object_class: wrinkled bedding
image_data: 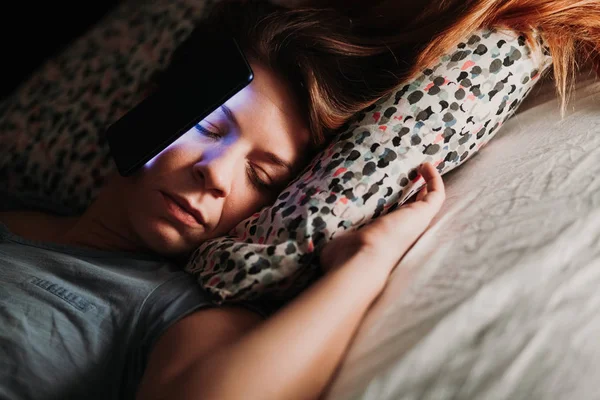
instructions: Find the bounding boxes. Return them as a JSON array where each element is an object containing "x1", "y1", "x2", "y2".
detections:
[{"x1": 325, "y1": 69, "x2": 600, "y2": 400}]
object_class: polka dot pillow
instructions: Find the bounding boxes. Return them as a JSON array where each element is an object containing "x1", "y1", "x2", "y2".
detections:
[{"x1": 185, "y1": 28, "x2": 553, "y2": 305}]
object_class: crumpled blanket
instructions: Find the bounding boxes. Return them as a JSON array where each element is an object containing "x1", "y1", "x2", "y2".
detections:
[{"x1": 325, "y1": 70, "x2": 600, "y2": 400}]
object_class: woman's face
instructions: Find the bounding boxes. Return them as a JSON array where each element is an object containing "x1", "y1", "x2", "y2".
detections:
[{"x1": 113, "y1": 62, "x2": 311, "y2": 258}]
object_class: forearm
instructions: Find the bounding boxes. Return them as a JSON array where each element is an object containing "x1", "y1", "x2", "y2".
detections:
[{"x1": 169, "y1": 253, "x2": 390, "y2": 400}]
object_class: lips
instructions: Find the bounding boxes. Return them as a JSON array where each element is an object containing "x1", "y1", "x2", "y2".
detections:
[{"x1": 160, "y1": 191, "x2": 205, "y2": 227}]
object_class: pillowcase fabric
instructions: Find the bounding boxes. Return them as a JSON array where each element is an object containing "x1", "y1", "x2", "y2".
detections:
[{"x1": 185, "y1": 28, "x2": 554, "y2": 305}]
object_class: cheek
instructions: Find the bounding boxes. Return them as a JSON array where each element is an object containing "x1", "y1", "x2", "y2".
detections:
[{"x1": 218, "y1": 189, "x2": 273, "y2": 234}]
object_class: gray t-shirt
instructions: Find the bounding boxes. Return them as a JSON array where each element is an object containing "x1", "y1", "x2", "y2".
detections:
[{"x1": 0, "y1": 191, "x2": 272, "y2": 400}]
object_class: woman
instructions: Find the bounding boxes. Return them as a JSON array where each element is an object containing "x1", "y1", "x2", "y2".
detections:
[{"x1": 1, "y1": 0, "x2": 599, "y2": 399}]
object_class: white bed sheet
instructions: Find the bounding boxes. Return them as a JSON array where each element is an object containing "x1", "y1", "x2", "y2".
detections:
[{"x1": 325, "y1": 69, "x2": 600, "y2": 400}]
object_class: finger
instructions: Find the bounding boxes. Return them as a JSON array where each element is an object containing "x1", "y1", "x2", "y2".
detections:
[
  {"x1": 359, "y1": 196, "x2": 442, "y2": 260},
  {"x1": 357, "y1": 163, "x2": 444, "y2": 247},
  {"x1": 416, "y1": 185, "x2": 428, "y2": 201},
  {"x1": 418, "y1": 162, "x2": 445, "y2": 206}
]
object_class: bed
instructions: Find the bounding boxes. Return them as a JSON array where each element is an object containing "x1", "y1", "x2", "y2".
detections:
[
  {"x1": 324, "y1": 69, "x2": 600, "y2": 399},
  {"x1": 1, "y1": 0, "x2": 599, "y2": 398}
]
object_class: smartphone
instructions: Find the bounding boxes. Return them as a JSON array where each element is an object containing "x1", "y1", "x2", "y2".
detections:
[{"x1": 105, "y1": 35, "x2": 254, "y2": 176}]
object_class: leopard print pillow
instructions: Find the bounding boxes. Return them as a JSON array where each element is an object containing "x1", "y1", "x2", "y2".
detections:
[
  {"x1": 0, "y1": 0, "x2": 216, "y2": 212},
  {"x1": 185, "y1": 28, "x2": 554, "y2": 305}
]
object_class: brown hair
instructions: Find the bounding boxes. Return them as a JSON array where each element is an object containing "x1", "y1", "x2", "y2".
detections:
[{"x1": 176, "y1": 0, "x2": 600, "y2": 147}]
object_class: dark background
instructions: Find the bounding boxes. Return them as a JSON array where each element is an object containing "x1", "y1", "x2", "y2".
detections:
[{"x1": 0, "y1": 1, "x2": 122, "y2": 99}]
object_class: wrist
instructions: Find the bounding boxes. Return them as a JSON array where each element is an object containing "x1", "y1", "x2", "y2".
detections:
[{"x1": 324, "y1": 249, "x2": 392, "y2": 295}]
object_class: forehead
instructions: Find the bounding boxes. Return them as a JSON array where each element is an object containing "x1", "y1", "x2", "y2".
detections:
[{"x1": 223, "y1": 62, "x2": 310, "y2": 160}]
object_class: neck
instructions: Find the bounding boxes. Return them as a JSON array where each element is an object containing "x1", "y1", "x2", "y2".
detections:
[{"x1": 57, "y1": 184, "x2": 149, "y2": 255}]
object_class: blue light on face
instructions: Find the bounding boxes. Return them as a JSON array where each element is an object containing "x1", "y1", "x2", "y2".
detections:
[
  {"x1": 222, "y1": 83, "x2": 252, "y2": 111},
  {"x1": 143, "y1": 83, "x2": 253, "y2": 169}
]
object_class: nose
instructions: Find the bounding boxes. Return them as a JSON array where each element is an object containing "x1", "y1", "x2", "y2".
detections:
[{"x1": 193, "y1": 146, "x2": 238, "y2": 198}]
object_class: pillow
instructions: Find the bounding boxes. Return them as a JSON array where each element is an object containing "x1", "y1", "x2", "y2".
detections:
[
  {"x1": 0, "y1": 0, "x2": 217, "y2": 213},
  {"x1": 185, "y1": 27, "x2": 554, "y2": 305}
]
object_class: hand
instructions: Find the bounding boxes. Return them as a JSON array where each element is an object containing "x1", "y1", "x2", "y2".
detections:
[{"x1": 320, "y1": 162, "x2": 445, "y2": 275}]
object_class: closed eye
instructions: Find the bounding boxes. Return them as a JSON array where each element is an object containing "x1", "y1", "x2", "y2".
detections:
[
  {"x1": 194, "y1": 124, "x2": 222, "y2": 140},
  {"x1": 195, "y1": 123, "x2": 285, "y2": 193},
  {"x1": 247, "y1": 164, "x2": 276, "y2": 192}
]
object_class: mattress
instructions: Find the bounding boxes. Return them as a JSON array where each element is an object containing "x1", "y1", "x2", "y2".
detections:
[{"x1": 324, "y1": 69, "x2": 600, "y2": 400}]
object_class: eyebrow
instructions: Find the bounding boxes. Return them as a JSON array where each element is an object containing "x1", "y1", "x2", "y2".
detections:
[
  {"x1": 220, "y1": 104, "x2": 239, "y2": 128},
  {"x1": 220, "y1": 104, "x2": 294, "y2": 174},
  {"x1": 266, "y1": 152, "x2": 293, "y2": 174}
]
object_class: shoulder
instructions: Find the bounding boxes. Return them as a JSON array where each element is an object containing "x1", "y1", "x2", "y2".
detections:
[
  {"x1": 136, "y1": 304, "x2": 264, "y2": 398},
  {"x1": 136, "y1": 271, "x2": 273, "y2": 351},
  {"x1": 0, "y1": 190, "x2": 78, "y2": 241},
  {"x1": 0, "y1": 210, "x2": 77, "y2": 241},
  {"x1": 159, "y1": 304, "x2": 265, "y2": 352}
]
